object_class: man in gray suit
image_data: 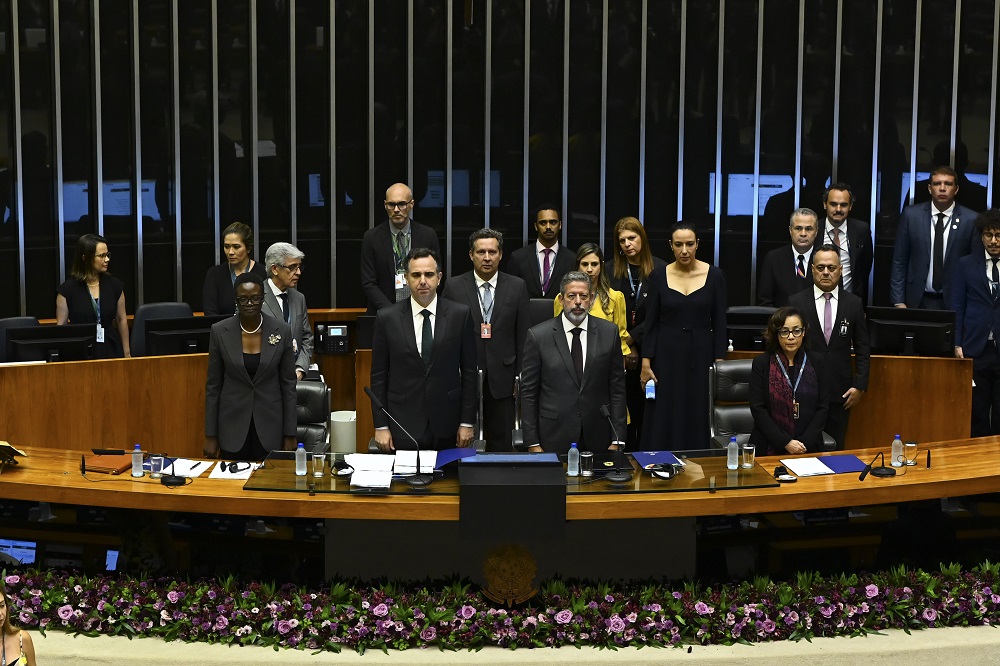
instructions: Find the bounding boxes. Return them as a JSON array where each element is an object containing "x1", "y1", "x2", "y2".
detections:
[
  {"x1": 521, "y1": 272, "x2": 627, "y2": 454},
  {"x1": 263, "y1": 242, "x2": 313, "y2": 379}
]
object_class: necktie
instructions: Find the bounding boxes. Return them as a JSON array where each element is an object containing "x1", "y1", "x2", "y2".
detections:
[
  {"x1": 933, "y1": 213, "x2": 946, "y2": 292},
  {"x1": 831, "y1": 226, "x2": 841, "y2": 248},
  {"x1": 541, "y1": 249, "x2": 553, "y2": 293},
  {"x1": 278, "y1": 292, "x2": 290, "y2": 323},
  {"x1": 796, "y1": 254, "x2": 806, "y2": 278},
  {"x1": 420, "y1": 309, "x2": 433, "y2": 367},
  {"x1": 570, "y1": 327, "x2": 583, "y2": 382},
  {"x1": 481, "y1": 282, "x2": 493, "y2": 322},
  {"x1": 992, "y1": 258, "x2": 999, "y2": 299},
  {"x1": 823, "y1": 292, "x2": 833, "y2": 344}
]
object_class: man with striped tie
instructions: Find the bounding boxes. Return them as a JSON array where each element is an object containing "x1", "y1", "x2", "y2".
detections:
[{"x1": 758, "y1": 208, "x2": 818, "y2": 307}]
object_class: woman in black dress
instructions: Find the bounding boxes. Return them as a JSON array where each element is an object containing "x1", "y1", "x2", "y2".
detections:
[
  {"x1": 55, "y1": 233, "x2": 130, "y2": 358},
  {"x1": 606, "y1": 216, "x2": 668, "y2": 448},
  {"x1": 749, "y1": 307, "x2": 828, "y2": 455},
  {"x1": 640, "y1": 223, "x2": 727, "y2": 451},
  {"x1": 202, "y1": 222, "x2": 268, "y2": 315}
]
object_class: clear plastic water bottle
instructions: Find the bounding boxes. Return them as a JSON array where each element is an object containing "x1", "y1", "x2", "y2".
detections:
[
  {"x1": 726, "y1": 436, "x2": 739, "y2": 470},
  {"x1": 131, "y1": 444, "x2": 144, "y2": 477},
  {"x1": 567, "y1": 443, "x2": 580, "y2": 477},
  {"x1": 294, "y1": 442, "x2": 307, "y2": 476},
  {"x1": 891, "y1": 434, "x2": 904, "y2": 467}
]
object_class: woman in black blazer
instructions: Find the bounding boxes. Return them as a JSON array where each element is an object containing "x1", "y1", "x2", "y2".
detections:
[
  {"x1": 204, "y1": 272, "x2": 297, "y2": 461},
  {"x1": 202, "y1": 222, "x2": 268, "y2": 315}
]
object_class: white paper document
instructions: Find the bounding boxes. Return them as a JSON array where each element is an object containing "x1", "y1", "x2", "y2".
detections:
[
  {"x1": 349, "y1": 470, "x2": 393, "y2": 488},
  {"x1": 779, "y1": 457, "x2": 835, "y2": 477},
  {"x1": 344, "y1": 453, "x2": 395, "y2": 488},
  {"x1": 208, "y1": 461, "x2": 260, "y2": 480},
  {"x1": 394, "y1": 450, "x2": 437, "y2": 474},
  {"x1": 167, "y1": 459, "x2": 211, "y2": 478}
]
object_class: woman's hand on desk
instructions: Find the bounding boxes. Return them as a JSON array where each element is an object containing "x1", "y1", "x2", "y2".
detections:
[{"x1": 204, "y1": 436, "x2": 220, "y2": 458}]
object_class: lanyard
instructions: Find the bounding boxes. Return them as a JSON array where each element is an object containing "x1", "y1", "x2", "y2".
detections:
[
  {"x1": 626, "y1": 263, "x2": 641, "y2": 300},
  {"x1": 476, "y1": 282, "x2": 495, "y2": 323},
  {"x1": 392, "y1": 231, "x2": 409, "y2": 269},
  {"x1": 774, "y1": 352, "x2": 807, "y2": 399},
  {"x1": 90, "y1": 290, "x2": 100, "y2": 320}
]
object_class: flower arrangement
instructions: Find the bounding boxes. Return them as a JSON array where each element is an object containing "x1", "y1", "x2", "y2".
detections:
[{"x1": 4, "y1": 561, "x2": 1000, "y2": 654}]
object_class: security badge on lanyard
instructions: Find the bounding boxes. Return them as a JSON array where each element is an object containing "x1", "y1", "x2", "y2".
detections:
[
  {"x1": 775, "y1": 352, "x2": 807, "y2": 419},
  {"x1": 91, "y1": 292, "x2": 105, "y2": 343},
  {"x1": 478, "y1": 284, "x2": 494, "y2": 339}
]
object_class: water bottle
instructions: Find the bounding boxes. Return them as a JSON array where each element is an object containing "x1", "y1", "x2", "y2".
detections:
[
  {"x1": 131, "y1": 444, "x2": 144, "y2": 477},
  {"x1": 726, "y1": 436, "x2": 739, "y2": 470},
  {"x1": 294, "y1": 442, "x2": 307, "y2": 476},
  {"x1": 567, "y1": 443, "x2": 580, "y2": 477},
  {"x1": 891, "y1": 434, "x2": 904, "y2": 467}
]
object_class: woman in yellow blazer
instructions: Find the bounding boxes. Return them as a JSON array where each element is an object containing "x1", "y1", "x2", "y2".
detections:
[{"x1": 555, "y1": 243, "x2": 631, "y2": 357}]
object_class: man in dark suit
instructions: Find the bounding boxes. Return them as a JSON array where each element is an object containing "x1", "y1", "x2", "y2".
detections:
[
  {"x1": 521, "y1": 272, "x2": 627, "y2": 454},
  {"x1": 261, "y1": 242, "x2": 312, "y2": 379},
  {"x1": 758, "y1": 208, "x2": 818, "y2": 307},
  {"x1": 442, "y1": 228, "x2": 530, "y2": 451},
  {"x1": 370, "y1": 247, "x2": 478, "y2": 451},
  {"x1": 789, "y1": 246, "x2": 870, "y2": 450},
  {"x1": 816, "y1": 183, "x2": 874, "y2": 304},
  {"x1": 949, "y1": 210, "x2": 1000, "y2": 436},
  {"x1": 891, "y1": 166, "x2": 980, "y2": 309},
  {"x1": 360, "y1": 182, "x2": 441, "y2": 312},
  {"x1": 504, "y1": 205, "x2": 575, "y2": 299}
]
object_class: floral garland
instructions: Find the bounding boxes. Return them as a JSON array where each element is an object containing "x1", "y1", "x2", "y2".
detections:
[{"x1": 4, "y1": 562, "x2": 1000, "y2": 654}]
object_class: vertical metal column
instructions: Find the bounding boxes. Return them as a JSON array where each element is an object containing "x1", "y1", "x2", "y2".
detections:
[
  {"x1": 676, "y1": 0, "x2": 687, "y2": 220},
  {"x1": 949, "y1": 0, "x2": 962, "y2": 165},
  {"x1": 560, "y1": 0, "x2": 569, "y2": 246},
  {"x1": 831, "y1": 0, "x2": 844, "y2": 181},
  {"x1": 446, "y1": 0, "x2": 454, "y2": 276},
  {"x1": 751, "y1": 2, "x2": 765, "y2": 301},
  {"x1": 93, "y1": 0, "x2": 105, "y2": 235},
  {"x1": 289, "y1": 0, "x2": 298, "y2": 245},
  {"x1": 598, "y1": 0, "x2": 608, "y2": 249},
  {"x1": 171, "y1": 0, "x2": 183, "y2": 298},
  {"x1": 368, "y1": 0, "x2": 374, "y2": 229},
  {"x1": 52, "y1": 0, "x2": 66, "y2": 285},
  {"x1": 908, "y1": 1, "x2": 924, "y2": 205},
  {"x1": 869, "y1": 0, "x2": 885, "y2": 304},
  {"x1": 12, "y1": 0, "x2": 24, "y2": 312},
  {"x1": 211, "y1": 0, "x2": 221, "y2": 258},
  {"x1": 988, "y1": 0, "x2": 1000, "y2": 208},
  {"x1": 131, "y1": 0, "x2": 144, "y2": 304},
  {"x1": 794, "y1": 0, "x2": 805, "y2": 208},
  {"x1": 329, "y1": 2, "x2": 337, "y2": 305},
  {"x1": 712, "y1": 0, "x2": 725, "y2": 264},
  {"x1": 249, "y1": 0, "x2": 260, "y2": 252},
  {"x1": 638, "y1": 0, "x2": 648, "y2": 222},
  {"x1": 407, "y1": 0, "x2": 414, "y2": 188},
  {"x1": 484, "y1": 0, "x2": 493, "y2": 226},
  {"x1": 522, "y1": 1, "x2": 530, "y2": 243}
]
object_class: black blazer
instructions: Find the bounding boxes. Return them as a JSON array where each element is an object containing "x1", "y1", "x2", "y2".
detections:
[
  {"x1": 788, "y1": 287, "x2": 870, "y2": 399},
  {"x1": 605, "y1": 256, "x2": 668, "y2": 351},
  {"x1": 204, "y1": 314, "x2": 297, "y2": 453},
  {"x1": 360, "y1": 220, "x2": 441, "y2": 312},
  {"x1": 505, "y1": 243, "x2": 576, "y2": 299},
  {"x1": 441, "y1": 271, "x2": 530, "y2": 399},
  {"x1": 815, "y1": 217, "x2": 874, "y2": 303},
  {"x1": 950, "y1": 252, "x2": 1000, "y2": 359},
  {"x1": 758, "y1": 246, "x2": 813, "y2": 307},
  {"x1": 201, "y1": 262, "x2": 268, "y2": 315},
  {"x1": 370, "y1": 297, "x2": 478, "y2": 446},
  {"x1": 748, "y1": 352, "x2": 829, "y2": 455},
  {"x1": 520, "y1": 315, "x2": 627, "y2": 454}
]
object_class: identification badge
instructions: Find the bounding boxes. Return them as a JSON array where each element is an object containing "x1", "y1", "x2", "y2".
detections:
[
  {"x1": 96, "y1": 323, "x2": 105, "y2": 343},
  {"x1": 792, "y1": 400, "x2": 800, "y2": 419},
  {"x1": 394, "y1": 273, "x2": 406, "y2": 289},
  {"x1": 481, "y1": 323, "x2": 492, "y2": 339}
]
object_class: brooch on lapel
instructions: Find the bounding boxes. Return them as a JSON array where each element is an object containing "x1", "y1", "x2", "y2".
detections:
[{"x1": 268, "y1": 333, "x2": 282, "y2": 345}]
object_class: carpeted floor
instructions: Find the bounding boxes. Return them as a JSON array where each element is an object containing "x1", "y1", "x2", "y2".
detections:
[{"x1": 29, "y1": 625, "x2": 1000, "y2": 664}]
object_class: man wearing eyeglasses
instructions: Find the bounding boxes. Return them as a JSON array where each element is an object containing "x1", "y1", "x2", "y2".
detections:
[
  {"x1": 949, "y1": 210, "x2": 1000, "y2": 436},
  {"x1": 758, "y1": 208, "x2": 818, "y2": 307},
  {"x1": 360, "y1": 183, "x2": 442, "y2": 312},
  {"x1": 789, "y1": 246, "x2": 870, "y2": 450},
  {"x1": 263, "y1": 242, "x2": 312, "y2": 380},
  {"x1": 816, "y1": 183, "x2": 873, "y2": 304}
]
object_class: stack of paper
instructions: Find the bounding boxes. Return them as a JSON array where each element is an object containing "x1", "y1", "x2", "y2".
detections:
[
  {"x1": 166, "y1": 459, "x2": 211, "y2": 478},
  {"x1": 394, "y1": 450, "x2": 437, "y2": 474},
  {"x1": 344, "y1": 453, "x2": 395, "y2": 488}
]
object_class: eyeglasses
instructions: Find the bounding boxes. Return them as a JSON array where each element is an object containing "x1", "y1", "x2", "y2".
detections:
[
  {"x1": 235, "y1": 296, "x2": 264, "y2": 306},
  {"x1": 95, "y1": 252, "x2": 110, "y2": 259},
  {"x1": 385, "y1": 200, "x2": 412, "y2": 210},
  {"x1": 982, "y1": 232, "x2": 1000, "y2": 241},
  {"x1": 777, "y1": 327, "x2": 805, "y2": 338},
  {"x1": 813, "y1": 264, "x2": 840, "y2": 273},
  {"x1": 280, "y1": 263, "x2": 303, "y2": 273}
]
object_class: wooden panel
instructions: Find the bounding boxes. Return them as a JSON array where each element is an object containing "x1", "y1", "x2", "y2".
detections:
[{"x1": 355, "y1": 349, "x2": 373, "y2": 452}]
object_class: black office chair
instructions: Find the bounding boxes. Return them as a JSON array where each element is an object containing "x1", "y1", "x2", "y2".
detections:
[
  {"x1": 131, "y1": 302, "x2": 193, "y2": 356},
  {"x1": 296, "y1": 379, "x2": 330, "y2": 453},
  {"x1": 0, "y1": 316, "x2": 39, "y2": 362},
  {"x1": 528, "y1": 298, "x2": 556, "y2": 329}
]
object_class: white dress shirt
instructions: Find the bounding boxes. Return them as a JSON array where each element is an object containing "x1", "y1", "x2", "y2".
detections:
[
  {"x1": 536, "y1": 240, "x2": 561, "y2": 284},
  {"x1": 812, "y1": 284, "x2": 840, "y2": 337},
  {"x1": 410, "y1": 295, "x2": 437, "y2": 356},
  {"x1": 822, "y1": 220, "x2": 853, "y2": 291},
  {"x1": 561, "y1": 313, "x2": 588, "y2": 375},
  {"x1": 266, "y1": 278, "x2": 287, "y2": 318},
  {"x1": 473, "y1": 273, "x2": 499, "y2": 322}
]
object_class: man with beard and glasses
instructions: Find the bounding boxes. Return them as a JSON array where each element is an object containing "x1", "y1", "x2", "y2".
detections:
[{"x1": 520, "y1": 272, "x2": 626, "y2": 454}]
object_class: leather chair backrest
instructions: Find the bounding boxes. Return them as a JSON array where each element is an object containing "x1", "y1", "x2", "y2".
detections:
[
  {"x1": 296, "y1": 380, "x2": 329, "y2": 425},
  {"x1": 528, "y1": 298, "x2": 556, "y2": 329},
  {"x1": 709, "y1": 359, "x2": 755, "y2": 446},
  {"x1": 131, "y1": 302, "x2": 193, "y2": 357}
]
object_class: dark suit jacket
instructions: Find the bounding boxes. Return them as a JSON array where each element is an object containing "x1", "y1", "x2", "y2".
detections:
[
  {"x1": 758, "y1": 246, "x2": 813, "y2": 307},
  {"x1": 815, "y1": 217, "x2": 874, "y2": 302},
  {"x1": 370, "y1": 297, "x2": 478, "y2": 446},
  {"x1": 748, "y1": 353, "x2": 829, "y2": 455},
  {"x1": 505, "y1": 243, "x2": 576, "y2": 299},
  {"x1": 261, "y1": 282, "x2": 312, "y2": 375},
  {"x1": 605, "y1": 256, "x2": 668, "y2": 352},
  {"x1": 204, "y1": 314, "x2": 297, "y2": 453},
  {"x1": 520, "y1": 315, "x2": 627, "y2": 454},
  {"x1": 890, "y1": 202, "x2": 980, "y2": 307},
  {"x1": 950, "y1": 252, "x2": 1000, "y2": 359},
  {"x1": 441, "y1": 271, "x2": 530, "y2": 399},
  {"x1": 201, "y1": 262, "x2": 268, "y2": 315},
  {"x1": 360, "y1": 220, "x2": 441, "y2": 312},
  {"x1": 789, "y1": 287, "x2": 870, "y2": 400}
]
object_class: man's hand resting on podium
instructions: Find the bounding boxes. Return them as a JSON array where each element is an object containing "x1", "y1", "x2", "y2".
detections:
[
  {"x1": 375, "y1": 428, "x2": 394, "y2": 453},
  {"x1": 204, "y1": 436, "x2": 220, "y2": 458}
]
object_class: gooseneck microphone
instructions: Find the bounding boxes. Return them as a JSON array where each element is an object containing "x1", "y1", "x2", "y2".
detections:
[
  {"x1": 600, "y1": 404, "x2": 632, "y2": 483},
  {"x1": 859, "y1": 451, "x2": 896, "y2": 481},
  {"x1": 364, "y1": 386, "x2": 431, "y2": 487}
]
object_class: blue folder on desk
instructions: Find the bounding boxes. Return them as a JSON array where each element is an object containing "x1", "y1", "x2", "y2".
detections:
[
  {"x1": 631, "y1": 450, "x2": 682, "y2": 468},
  {"x1": 816, "y1": 454, "x2": 866, "y2": 474},
  {"x1": 434, "y1": 448, "x2": 478, "y2": 469}
]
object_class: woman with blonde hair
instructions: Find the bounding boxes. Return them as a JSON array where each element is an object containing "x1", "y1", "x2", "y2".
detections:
[
  {"x1": 555, "y1": 243, "x2": 630, "y2": 357},
  {"x1": 0, "y1": 586, "x2": 37, "y2": 666}
]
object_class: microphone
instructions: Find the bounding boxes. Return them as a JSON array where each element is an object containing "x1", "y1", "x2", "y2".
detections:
[
  {"x1": 600, "y1": 404, "x2": 632, "y2": 483},
  {"x1": 364, "y1": 386, "x2": 431, "y2": 487},
  {"x1": 858, "y1": 451, "x2": 896, "y2": 481},
  {"x1": 80, "y1": 455, "x2": 86, "y2": 476}
]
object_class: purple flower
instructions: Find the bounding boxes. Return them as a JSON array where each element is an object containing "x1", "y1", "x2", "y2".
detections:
[
  {"x1": 695, "y1": 602, "x2": 713, "y2": 615},
  {"x1": 372, "y1": 603, "x2": 388, "y2": 617},
  {"x1": 277, "y1": 620, "x2": 292, "y2": 635},
  {"x1": 214, "y1": 616, "x2": 229, "y2": 630},
  {"x1": 167, "y1": 590, "x2": 180, "y2": 603},
  {"x1": 57, "y1": 605, "x2": 73, "y2": 620},
  {"x1": 672, "y1": 592, "x2": 683, "y2": 599},
  {"x1": 4, "y1": 575, "x2": 19, "y2": 585},
  {"x1": 762, "y1": 619, "x2": 776, "y2": 633},
  {"x1": 605, "y1": 594, "x2": 614, "y2": 602},
  {"x1": 419, "y1": 626, "x2": 437, "y2": 641},
  {"x1": 645, "y1": 603, "x2": 662, "y2": 612},
  {"x1": 554, "y1": 610, "x2": 573, "y2": 625},
  {"x1": 820, "y1": 606, "x2": 834, "y2": 618},
  {"x1": 458, "y1": 605, "x2": 476, "y2": 620},
  {"x1": 922, "y1": 608, "x2": 938, "y2": 622},
  {"x1": 607, "y1": 615, "x2": 626, "y2": 633},
  {"x1": 865, "y1": 584, "x2": 879, "y2": 598}
]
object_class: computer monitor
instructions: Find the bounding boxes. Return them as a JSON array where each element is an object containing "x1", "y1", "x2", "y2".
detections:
[
  {"x1": 5, "y1": 324, "x2": 96, "y2": 362},
  {"x1": 726, "y1": 307, "x2": 776, "y2": 351},
  {"x1": 866, "y1": 306, "x2": 955, "y2": 357},
  {"x1": 144, "y1": 315, "x2": 229, "y2": 356}
]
